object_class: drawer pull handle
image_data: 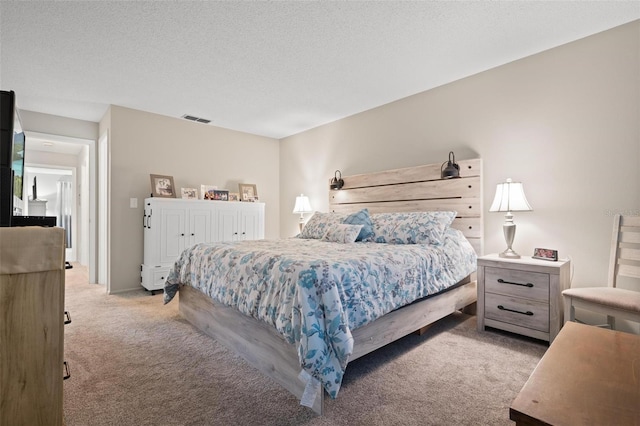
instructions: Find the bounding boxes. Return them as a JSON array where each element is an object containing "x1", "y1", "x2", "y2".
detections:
[
  {"x1": 497, "y1": 278, "x2": 533, "y2": 288},
  {"x1": 497, "y1": 305, "x2": 533, "y2": 316},
  {"x1": 63, "y1": 361, "x2": 71, "y2": 380}
]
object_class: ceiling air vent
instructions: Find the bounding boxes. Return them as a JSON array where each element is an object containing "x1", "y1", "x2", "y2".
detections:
[{"x1": 181, "y1": 114, "x2": 211, "y2": 124}]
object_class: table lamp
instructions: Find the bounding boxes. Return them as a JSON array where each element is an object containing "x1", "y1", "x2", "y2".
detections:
[
  {"x1": 293, "y1": 194, "x2": 312, "y2": 232},
  {"x1": 489, "y1": 178, "x2": 532, "y2": 258}
]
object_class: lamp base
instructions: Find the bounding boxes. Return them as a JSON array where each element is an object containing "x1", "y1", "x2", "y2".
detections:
[
  {"x1": 500, "y1": 217, "x2": 520, "y2": 259},
  {"x1": 499, "y1": 248, "x2": 521, "y2": 259}
]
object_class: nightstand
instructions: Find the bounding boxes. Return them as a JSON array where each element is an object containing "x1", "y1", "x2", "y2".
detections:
[{"x1": 477, "y1": 254, "x2": 571, "y2": 343}]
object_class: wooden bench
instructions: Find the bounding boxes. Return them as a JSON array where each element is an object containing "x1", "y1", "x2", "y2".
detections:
[{"x1": 510, "y1": 321, "x2": 640, "y2": 425}]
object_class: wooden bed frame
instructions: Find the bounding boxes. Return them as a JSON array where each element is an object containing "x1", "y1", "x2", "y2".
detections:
[{"x1": 178, "y1": 158, "x2": 483, "y2": 414}]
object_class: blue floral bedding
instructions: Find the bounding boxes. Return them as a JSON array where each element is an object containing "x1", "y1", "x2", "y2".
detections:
[{"x1": 164, "y1": 228, "x2": 477, "y2": 399}]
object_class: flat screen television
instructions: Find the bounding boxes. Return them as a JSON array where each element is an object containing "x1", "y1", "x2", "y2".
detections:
[{"x1": 1, "y1": 90, "x2": 26, "y2": 226}]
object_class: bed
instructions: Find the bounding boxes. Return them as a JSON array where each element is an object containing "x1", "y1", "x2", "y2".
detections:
[{"x1": 164, "y1": 158, "x2": 482, "y2": 414}]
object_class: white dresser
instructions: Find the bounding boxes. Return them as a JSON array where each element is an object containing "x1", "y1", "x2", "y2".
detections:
[{"x1": 141, "y1": 198, "x2": 265, "y2": 293}]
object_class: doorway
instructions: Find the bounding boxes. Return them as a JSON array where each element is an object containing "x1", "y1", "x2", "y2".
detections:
[
  {"x1": 24, "y1": 131, "x2": 98, "y2": 283},
  {"x1": 23, "y1": 166, "x2": 76, "y2": 261}
]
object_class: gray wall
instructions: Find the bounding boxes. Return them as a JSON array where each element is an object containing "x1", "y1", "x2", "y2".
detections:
[
  {"x1": 279, "y1": 21, "x2": 640, "y2": 329},
  {"x1": 102, "y1": 106, "x2": 280, "y2": 293}
]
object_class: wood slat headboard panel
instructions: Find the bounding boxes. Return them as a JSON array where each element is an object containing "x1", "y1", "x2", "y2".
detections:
[
  {"x1": 336, "y1": 158, "x2": 481, "y2": 189},
  {"x1": 329, "y1": 158, "x2": 483, "y2": 254}
]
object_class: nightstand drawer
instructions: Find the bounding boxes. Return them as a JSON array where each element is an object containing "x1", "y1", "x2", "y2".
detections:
[
  {"x1": 485, "y1": 267, "x2": 549, "y2": 302},
  {"x1": 485, "y1": 293, "x2": 549, "y2": 332}
]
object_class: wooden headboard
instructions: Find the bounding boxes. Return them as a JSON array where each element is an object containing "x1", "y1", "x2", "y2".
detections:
[{"x1": 328, "y1": 158, "x2": 483, "y2": 254}]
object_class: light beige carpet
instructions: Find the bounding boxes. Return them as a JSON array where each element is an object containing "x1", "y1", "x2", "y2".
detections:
[{"x1": 63, "y1": 264, "x2": 546, "y2": 426}]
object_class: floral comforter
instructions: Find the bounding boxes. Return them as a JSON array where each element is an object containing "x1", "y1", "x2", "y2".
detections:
[{"x1": 164, "y1": 228, "x2": 476, "y2": 399}]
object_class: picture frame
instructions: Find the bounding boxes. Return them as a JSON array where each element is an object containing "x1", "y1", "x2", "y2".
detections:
[
  {"x1": 201, "y1": 185, "x2": 218, "y2": 200},
  {"x1": 533, "y1": 248, "x2": 558, "y2": 261},
  {"x1": 181, "y1": 188, "x2": 198, "y2": 200},
  {"x1": 228, "y1": 192, "x2": 239, "y2": 202},
  {"x1": 239, "y1": 184, "x2": 258, "y2": 202},
  {"x1": 212, "y1": 190, "x2": 229, "y2": 201},
  {"x1": 150, "y1": 174, "x2": 176, "y2": 198}
]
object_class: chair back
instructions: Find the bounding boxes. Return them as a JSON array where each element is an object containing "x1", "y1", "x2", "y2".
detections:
[{"x1": 608, "y1": 214, "x2": 640, "y2": 287}]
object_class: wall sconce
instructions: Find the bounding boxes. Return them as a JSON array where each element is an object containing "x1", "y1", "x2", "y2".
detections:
[
  {"x1": 292, "y1": 193, "x2": 313, "y2": 232},
  {"x1": 489, "y1": 178, "x2": 533, "y2": 258},
  {"x1": 330, "y1": 170, "x2": 344, "y2": 190},
  {"x1": 441, "y1": 151, "x2": 460, "y2": 179}
]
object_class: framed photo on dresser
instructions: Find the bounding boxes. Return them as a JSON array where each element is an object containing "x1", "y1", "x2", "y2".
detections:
[
  {"x1": 212, "y1": 190, "x2": 229, "y2": 201},
  {"x1": 181, "y1": 188, "x2": 198, "y2": 199},
  {"x1": 201, "y1": 185, "x2": 217, "y2": 200},
  {"x1": 239, "y1": 184, "x2": 258, "y2": 202},
  {"x1": 150, "y1": 174, "x2": 175, "y2": 198}
]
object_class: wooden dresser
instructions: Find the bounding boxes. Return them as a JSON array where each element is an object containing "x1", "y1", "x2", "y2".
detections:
[{"x1": 0, "y1": 226, "x2": 66, "y2": 426}]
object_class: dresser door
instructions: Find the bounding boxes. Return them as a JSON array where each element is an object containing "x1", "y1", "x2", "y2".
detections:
[
  {"x1": 216, "y1": 206, "x2": 239, "y2": 242},
  {"x1": 188, "y1": 209, "x2": 211, "y2": 246},
  {"x1": 160, "y1": 208, "x2": 186, "y2": 263},
  {"x1": 239, "y1": 206, "x2": 263, "y2": 240}
]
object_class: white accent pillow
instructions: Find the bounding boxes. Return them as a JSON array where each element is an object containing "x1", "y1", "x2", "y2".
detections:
[
  {"x1": 299, "y1": 211, "x2": 348, "y2": 239},
  {"x1": 321, "y1": 224, "x2": 363, "y2": 243}
]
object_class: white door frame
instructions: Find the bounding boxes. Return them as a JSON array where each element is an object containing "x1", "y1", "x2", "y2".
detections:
[{"x1": 98, "y1": 131, "x2": 110, "y2": 291}]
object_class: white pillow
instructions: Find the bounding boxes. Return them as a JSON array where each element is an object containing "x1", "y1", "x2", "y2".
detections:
[
  {"x1": 299, "y1": 211, "x2": 348, "y2": 239},
  {"x1": 321, "y1": 224, "x2": 363, "y2": 243}
]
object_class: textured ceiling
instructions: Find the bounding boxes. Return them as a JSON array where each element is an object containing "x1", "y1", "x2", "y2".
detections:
[{"x1": 1, "y1": 1, "x2": 638, "y2": 139}]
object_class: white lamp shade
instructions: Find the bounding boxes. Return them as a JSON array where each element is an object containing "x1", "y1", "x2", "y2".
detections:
[
  {"x1": 293, "y1": 194, "x2": 312, "y2": 214},
  {"x1": 489, "y1": 178, "x2": 532, "y2": 212}
]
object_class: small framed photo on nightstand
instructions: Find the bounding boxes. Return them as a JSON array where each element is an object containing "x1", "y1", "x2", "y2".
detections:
[{"x1": 533, "y1": 248, "x2": 558, "y2": 261}]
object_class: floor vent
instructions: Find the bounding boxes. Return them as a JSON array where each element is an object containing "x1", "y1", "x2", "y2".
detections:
[{"x1": 182, "y1": 114, "x2": 211, "y2": 124}]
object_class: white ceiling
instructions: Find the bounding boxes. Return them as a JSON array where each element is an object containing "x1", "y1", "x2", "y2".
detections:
[{"x1": 1, "y1": 1, "x2": 638, "y2": 139}]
